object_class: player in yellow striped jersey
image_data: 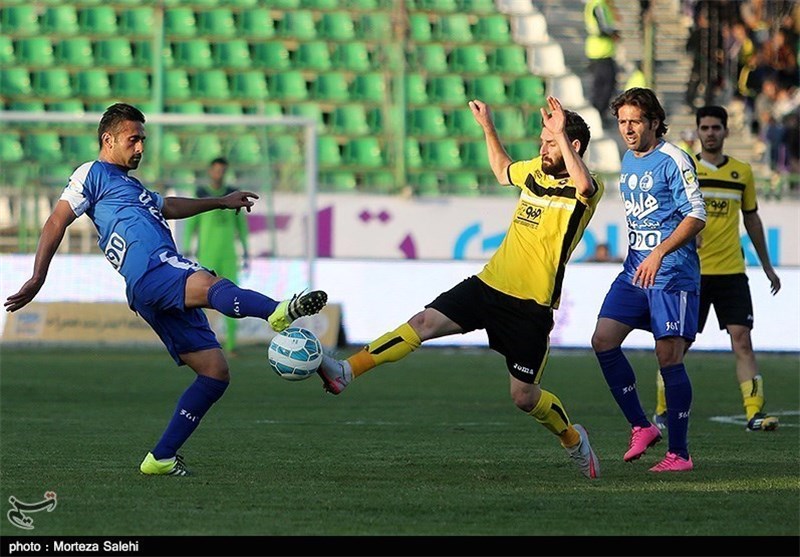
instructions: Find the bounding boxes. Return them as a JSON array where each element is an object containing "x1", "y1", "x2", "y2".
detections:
[
  {"x1": 317, "y1": 96, "x2": 604, "y2": 479},
  {"x1": 653, "y1": 105, "x2": 782, "y2": 432}
]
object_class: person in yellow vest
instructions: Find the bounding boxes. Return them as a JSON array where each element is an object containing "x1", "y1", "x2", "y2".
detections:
[
  {"x1": 653, "y1": 106, "x2": 782, "y2": 432},
  {"x1": 584, "y1": 0, "x2": 620, "y2": 122}
]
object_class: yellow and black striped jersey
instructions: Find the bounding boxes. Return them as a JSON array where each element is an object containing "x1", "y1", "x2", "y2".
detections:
[
  {"x1": 477, "y1": 156, "x2": 603, "y2": 309},
  {"x1": 694, "y1": 155, "x2": 756, "y2": 275}
]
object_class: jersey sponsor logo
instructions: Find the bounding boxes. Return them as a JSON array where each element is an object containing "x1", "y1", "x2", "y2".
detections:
[
  {"x1": 705, "y1": 197, "x2": 730, "y2": 217},
  {"x1": 159, "y1": 251, "x2": 203, "y2": 271},
  {"x1": 104, "y1": 232, "x2": 128, "y2": 270},
  {"x1": 625, "y1": 173, "x2": 638, "y2": 190},
  {"x1": 515, "y1": 202, "x2": 543, "y2": 228},
  {"x1": 623, "y1": 191, "x2": 659, "y2": 220},
  {"x1": 628, "y1": 229, "x2": 662, "y2": 250}
]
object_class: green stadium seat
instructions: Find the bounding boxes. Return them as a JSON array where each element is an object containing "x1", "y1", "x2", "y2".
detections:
[
  {"x1": 413, "y1": 44, "x2": 447, "y2": 74},
  {"x1": 0, "y1": 36, "x2": 14, "y2": 65},
  {"x1": 427, "y1": 74, "x2": 467, "y2": 105},
  {"x1": 331, "y1": 104, "x2": 369, "y2": 135},
  {"x1": 165, "y1": 101, "x2": 204, "y2": 114},
  {"x1": 366, "y1": 106, "x2": 390, "y2": 133},
  {"x1": 32, "y1": 69, "x2": 72, "y2": 99},
  {"x1": 192, "y1": 70, "x2": 230, "y2": 100},
  {"x1": 132, "y1": 40, "x2": 174, "y2": 68},
  {"x1": 24, "y1": 132, "x2": 62, "y2": 163},
  {"x1": 409, "y1": 106, "x2": 447, "y2": 137},
  {"x1": 408, "y1": 14, "x2": 432, "y2": 42},
  {"x1": 119, "y1": 8, "x2": 155, "y2": 37},
  {"x1": 493, "y1": 108, "x2": 526, "y2": 139},
  {"x1": 237, "y1": 8, "x2": 274, "y2": 39},
  {"x1": 41, "y1": 5, "x2": 80, "y2": 36},
  {"x1": 213, "y1": 40, "x2": 251, "y2": 69},
  {"x1": 1, "y1": 6, "x2": 39, "y2": 36},
  {"x1": 411, "y1": 172, "x2": 440, "y2": 196},
  {"x1": 252, "y1": 42, "x2": 290, "y2": 70},
  {"x1": 15, "y1": 37, "x2": 55, "y2": 67},
  {"x1": 268, "y1": 135, "x2": 300, "y2": 161},
  {"x1": 350, "y1": 72, "x2": 387, "y2": 103},
  {"x1": 318, "y1": 12, "x2": 355, "y2": 41},
  {"x1": 1, "y1": 67, "x2": 32, "y2": 96},
  {"x1": 434, "y1": 14, "x2": 473, "y2": 43},
  {"x1": 294, "y1": 41, "x2": 332, "y2": 71},
  {"x1": 468, "y1": 75, "x2": 508, "y2": 105},
  {"x1": 448, "y1": 45, "x2": 488, "y2": 74},
  {"x1": 111, "y1": 69, "x2": 150, "y2": 99},
  {"x1": 228, "y1": 134, "x2": 262, "y2": 164},
  {"x1": 317, "y1": 135, "x2": 342, "y2": 167},
  {"x1": 311, "y1": 72, "x2": 349, "y2": 102},
  {"x1": 405, "y1": 73, "x2": 428, "y2": 105},
  {"x1": 288, "y1": 103, "x2": 326, "y2": 132},
  {"x1": 186, "y1": 0, "x2": 219, "y2": 7},
  {"x1": 416, "y1": 0, "x2": 458, "y2": 11},
  {"x1": 459, "y1": 0, "x2": 496, "y2": 14},
  {"x1": 78, "y1": 6, "x2": 118, "y2": 36},
  {"x1": 525, "y1": 112, "x2": 544, "y2": 136},
  {"x1": 198, "y1": 8, "x2": 236, "y2": 38},
  {"x1": 359, "y1": 13, "x2": 391, "y2": 41},
  {"x1": 231, "y1": 71, "x2": 268, "y2": 100},
  {"x1": 405, "y1": 138, "x2": 423, "y2": 169},
  {"x1": 277, "y1": 10, "x2": 316, "y2": 40},
  {"x1": 251, "y1": 101, "x2": 283, "y2": 116},
  {"x1": 48, "y1": 100, "x2": 85, "y2": 113},
  {"x1": 460, "y1": 140, "x2": 488, "y2": 168},
  {"x1": 11, "y1": 100, "x2": 46, "y2": 112},
  {"x1": 164, "y1": 168, "x2": 196, "y2": 192},
  {"x1": 270, "y1": 71, "x2": 308, "y2": 101},
  {"x1": 363, "y1": 172, "x2": 396, "y2": 194},
  {"x1": 62, "y1": 134, "x2": 98, "y2": 162},
  {"x1": 94, "y1": 38, "x2": 134, "y2": 67},
  {"x1": 173, "y1": 39, "x2": 213, "y2": 69},
  {"x1": 445, "y1": 171, "x2": 480, "y2": 196},
  {"x1": 447, "y1": 108, "x2": 483, "y2": 138},
  {"x1": 421, "y1": 139, "x2": 461, "y2": 169},
  {"x1": 55, "y1": 37, "x2": 94, "y2": 67},
  {"x1": 332, "y1": 42, "x2": 371, "y2": 72},
  {"x1": 0, "y1": 135, "x2": 24, "y2": 163},
  {"x1": 165, "y1": 8, "x2": 197, "y2": 38},
  {"x1": 74, "y1": 69, "x2": 111, "y2": 99},
  {"x1": 301, "y1": 0, "x2": 339, "y2": 8},
  {"x1": 506, "y1": 141, "x2": 538, "y2": 161},
  {"x1": 473, "y1": 15, "x2": 511, "y2": 43},
  {"x1": 508, "y1": 75, "x2": 546, "y2": 106},
  {"x1": 164, "y1": 69, "x2": 191, "y2": 100},
  {"x1": 187, "y1": 134, "x2": 223, "y2": 161},
  {"x1": 344, "y1": 0, "x2": 381, "y2": 8},
  {"x1": 262, "y1": 0, "x2": 301, "y2": 7},
  {"x1": 320, "y1": 171, "x2": 356, "y2": 193},
  {"x1": 343, "y1": 137, "x2": 382, "y2": 168},
  {"x1": 488, "y1": 45, "x2": 528, "y2": 75},
  {"x1": 207, "y1": 102, "x2": 243, "y2": 115}
]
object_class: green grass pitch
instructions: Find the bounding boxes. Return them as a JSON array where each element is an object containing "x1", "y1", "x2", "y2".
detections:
[{"x1": 1, "y1": 345, "x2": 798, "y2": 542}]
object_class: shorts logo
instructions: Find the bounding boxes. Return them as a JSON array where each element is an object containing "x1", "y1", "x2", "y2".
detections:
[
  {"x1": 512, "y1": 363, "x2": 534, "y2": 375},
  {"x1": 665, "y1": 320, "x2": 680, "y2": 332}
]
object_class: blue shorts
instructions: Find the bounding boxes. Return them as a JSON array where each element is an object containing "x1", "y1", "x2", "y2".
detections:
[
  {"x1": 598, "y1": 275, "x2": 699, "y2": 341},
  {"x1": 130, "y1": 252, "x2": 220, "y2": 366}
]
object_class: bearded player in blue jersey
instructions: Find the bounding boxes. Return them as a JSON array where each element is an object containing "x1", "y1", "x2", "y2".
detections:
[
  {"x1": 591, "y1": 88, "x2": 706, "y2": 473},
  {"x1": 4, "y1": 103, "x2": 327, "y2": 476}
]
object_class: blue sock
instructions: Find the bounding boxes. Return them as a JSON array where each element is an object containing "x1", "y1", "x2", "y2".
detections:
[
  {"x1": 661, "y1": 363, "x2": 692, "y2": 459},
  {"x1": 596, "y1": 347, "x2": 650, "y2": 428},
  {"x1": 207, "y1": 278, "x2": 279, "y2": 320},
  {"x1": 152, "y1": 375, "x2": 229, "y2": 460}
]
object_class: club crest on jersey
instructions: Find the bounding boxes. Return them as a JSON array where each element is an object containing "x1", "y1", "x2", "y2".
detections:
[
  {"x1": 639, "y1": 172, "x2": 654, "y2": 192},
  {"x1": 682, "y1": 168, "x2": 696, "y2": 184},
  {"x1": 626, "y1": 173, "x2": 638, "y2": 190},
  {"x1": 731, "y1": 171, "x2": 739, "y2": 179}
]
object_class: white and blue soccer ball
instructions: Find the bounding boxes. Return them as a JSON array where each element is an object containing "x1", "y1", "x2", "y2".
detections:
[{"x1": 268, "y1": 327, "x2": 323, "y2": 381}]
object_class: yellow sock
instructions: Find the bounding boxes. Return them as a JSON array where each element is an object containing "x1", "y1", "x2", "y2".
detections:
[
  {"x1": 528, "y1": 390, "x2": 578, "y2": 447},
  {"x1": 346, "y1": 322, "x2": 421, "y2": 378},
  {"x1": 740, "y1": 375, "x2": 764, "y2": 421},
  {"x1": 655, "y1": 369, "x2": 667, "y2": 415}
]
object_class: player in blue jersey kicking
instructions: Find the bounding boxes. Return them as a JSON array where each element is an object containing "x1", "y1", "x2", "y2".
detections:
[
  {"x1": 4, "y1": 103, "x2": 327, "y2": 476},
  {"x1": 591, "y1": 88, "x2": 706, "y2": 472}
]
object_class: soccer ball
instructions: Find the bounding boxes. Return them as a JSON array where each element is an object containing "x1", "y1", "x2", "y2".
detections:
[{"x1": 268, "y1": 327, "x2": 323, "y2": 381}]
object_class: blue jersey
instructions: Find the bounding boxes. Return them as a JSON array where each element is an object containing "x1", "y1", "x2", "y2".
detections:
[
  {"x1": 617, "y1": 140, "x2": 706, "y2": 292},
  {"x1": 60, "y1": 160, "x2": 178, "y2": 304}
]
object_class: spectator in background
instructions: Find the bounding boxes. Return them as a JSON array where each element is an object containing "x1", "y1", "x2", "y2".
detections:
[
  {"x1": 184, "y1": 158, "x2": 250, "y2": 357},
  {"x1": 589, "y1": 243, "x2": 623, "y2": 263},
  {"x1": 584, "y1": 0, "x2": 620, "y2": 123}
]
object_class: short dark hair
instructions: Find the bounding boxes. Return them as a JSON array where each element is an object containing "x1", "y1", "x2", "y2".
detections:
[
  {"x1": 98, "y1": 103, "x2": 145, "y2": 149},
  {"x1": 696, "y1": 105, "x2": 728, "y2": 128},
  {"x1": 611, "y1": 87, "x2": 668, "y2": 137},
  {"x1": 210, "y1": 157, "x2": 228, "y2": 167},
  {"x1": 564, "y1": 109, "x2": 591, "y2": 157}
]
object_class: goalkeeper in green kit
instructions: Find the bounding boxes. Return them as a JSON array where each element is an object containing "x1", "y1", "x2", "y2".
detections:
[{"x1": 184, "y1": 158, "x2": 249, "y2": 356}]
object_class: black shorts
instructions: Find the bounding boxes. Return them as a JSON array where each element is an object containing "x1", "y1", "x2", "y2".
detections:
[
  {"x1": 699, "y1": 273, "x2": 754, "y2": 332},
  {"x1": 426, "y1": 276, "x2": 554, "y2": 384}
]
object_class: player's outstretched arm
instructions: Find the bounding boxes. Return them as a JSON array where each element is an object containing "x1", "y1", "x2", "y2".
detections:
[
  {"x1": 469, "y1": 99, "x2": 512, "y2": 184},
  {"x1": 161, "y1": 190, "x2": 259, "y2": 220},
  {"x1": 4, "y1": 201, "x2": 76, "y2": 313},
  {"x1": 541, "y1": 95, "x2": 595, "y2": 197},
  {"x1": 743, "y1": 210, "x2": 781, "y2": 295}
]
